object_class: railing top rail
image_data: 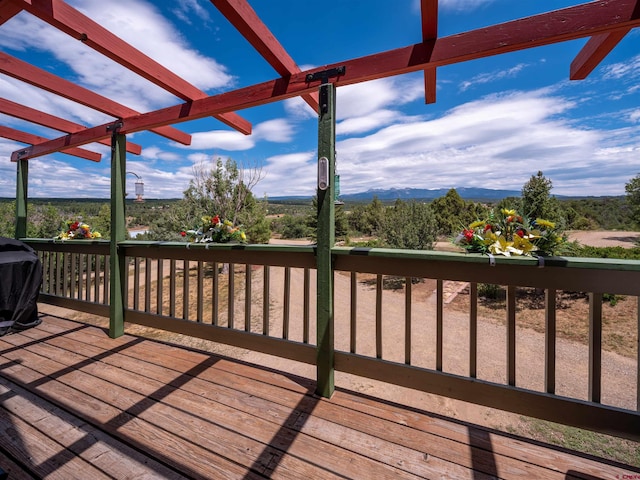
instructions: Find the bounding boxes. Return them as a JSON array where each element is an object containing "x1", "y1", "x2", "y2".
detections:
[{"x1": 332, "y1": 246, "x2": 640, "y2": 272}]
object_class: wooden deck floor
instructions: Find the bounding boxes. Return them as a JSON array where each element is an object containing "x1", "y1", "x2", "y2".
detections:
[{"x1": 0, "y1": 315, "x2": 637, "y2": 479}]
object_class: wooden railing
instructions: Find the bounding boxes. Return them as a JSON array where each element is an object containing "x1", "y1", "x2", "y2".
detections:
[{"x1": 25, "y1": 238, "x2": 640, "y2": 441}]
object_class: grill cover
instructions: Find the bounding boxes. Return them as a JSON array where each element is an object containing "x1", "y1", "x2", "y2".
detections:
[{"x1": 0, "y1": 237, "x2": 43, "y2": 336}]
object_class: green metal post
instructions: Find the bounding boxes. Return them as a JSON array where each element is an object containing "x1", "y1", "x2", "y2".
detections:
[
  {"x1": 16, "y1": 159, "x2": 28, "y2": 239},
  {"x1": 109, "y1": 130, "x2": 127, "y2": 338},
  {"x1": 316, "y1": 82, "x2": 336, "y2": 398}
]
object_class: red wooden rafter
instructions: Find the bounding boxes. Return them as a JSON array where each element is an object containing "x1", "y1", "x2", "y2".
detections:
[
  {"x1": 15, "y1": 0, "x2": 252, "y2": 135},
  {"x1": 570, "y1": 29, "x2": 630, "y2": 79},
  {"x1": 10, "y1": 0, "x2": 640, "y2": 161},
  {"x1": 211, "y1": 0, "x2": 319, "y2": 112},
  {"x1": 0, "y1": 52, "x2": 191, "y2": 145},
  {"x1": 421, "y1": 0, "x2": 438, "y2": 104},
  {"x1": 0, "y1": 0, "x2": 22, "y2": 25},
  {"x1": 0, "y1": 126, "x2": 101, "y2": 162},
  {"x1": 0, "y1": 97, "x2": 142, "y2": 155}
]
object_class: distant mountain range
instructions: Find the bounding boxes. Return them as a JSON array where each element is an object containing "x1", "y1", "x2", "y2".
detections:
[{"x1": 271, "y1": 187, "x2": 524, "y2": 203}]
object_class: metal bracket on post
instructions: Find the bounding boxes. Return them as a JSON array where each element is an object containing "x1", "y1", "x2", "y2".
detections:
[
  {"x1": 306, "y1": 66, "x2": 345, "y2": 114},
  {"x1": 107, "y1": 121, "x2": 123, "y2": 150}
]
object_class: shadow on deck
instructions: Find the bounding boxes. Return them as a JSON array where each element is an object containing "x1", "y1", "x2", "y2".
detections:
[{"x1": 0, "y1": 313, "x2": 637, "y2": 479}]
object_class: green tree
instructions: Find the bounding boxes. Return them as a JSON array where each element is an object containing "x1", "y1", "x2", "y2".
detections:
[
  {"x1": 625, "y1": 174, "x2": 640, "y2": 227},
  {"x1": 381, "y1": 199, "x2": 436, "y2": 250},
  {"x1": 148, "y1": 157, "x2": 270, "y2": 243},
  {"x1": 348, "y1": 196, "x2": 385, "y2": 236},
  {"x1": 521, "y1": 171, "x2": 561, "y2": 222},
  {"x1": 306, "y1": 195, "x2": 348, "y2": 241},
  {"x1": 430, "y1": 188, "x2": 487, "y2": 236}
]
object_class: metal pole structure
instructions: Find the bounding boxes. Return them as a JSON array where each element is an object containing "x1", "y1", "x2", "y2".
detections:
[
  {"x1": 316, "y1": 80, "x2": 337, "y2": 398},
  {"x1": 15, "y1": 159, "x2": 28, "y2": 239},
  {"x1": 109, "y1": 126, "x2": 127, "y2": 338}
]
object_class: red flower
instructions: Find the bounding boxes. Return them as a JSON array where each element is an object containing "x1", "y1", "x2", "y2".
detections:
[
  {"x1": 70, "y1": 221, "x2": 80, "y2": 230},
  {"x1": 516, "y1": 229, "x2": 524, "y2": 238},
  {"x1": 212, "y1": 215, "x2": 220, "y2": 225},
  {"x1": 180, "y1": 231, "x2": 186, "y2": 237},
  {"x1": 463, "y1": 229, "x2": 474, "y2": 241},
  {"x1": 483, "y1": 224, "x2": 492, "y2": 232}
]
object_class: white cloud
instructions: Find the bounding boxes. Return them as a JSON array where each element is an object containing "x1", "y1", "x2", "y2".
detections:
[
  {"x1": 178, "y1": 119, "x2": 294, "y2": 151},
  {"x1": 459, "y1": 63, "x2": 529, "y2": 92},
  {"x1": 332, "y1": 90, "x2": 612, "y2": 196},
  {"x1": 0, "y1": 0, "x2": 234, "y2": 114},
  {"x1": 258, "y1": 152, "x2": 317, "y2": 197}
]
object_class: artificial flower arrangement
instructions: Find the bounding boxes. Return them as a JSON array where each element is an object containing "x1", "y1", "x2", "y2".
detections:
[
  {"x1": 56, "y1": 220, "x2": 102, "y2": 240},
  {"x1": 181, "y1": 215, "x2": 247, "y2": 243},
  {"x1": 454, "y1": 208, "x2": 565, "y2": 257}
]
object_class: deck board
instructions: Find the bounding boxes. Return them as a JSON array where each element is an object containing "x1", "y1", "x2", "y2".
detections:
[{"x1": 0, "y1": 314, "x2": 637, "y2": 479}]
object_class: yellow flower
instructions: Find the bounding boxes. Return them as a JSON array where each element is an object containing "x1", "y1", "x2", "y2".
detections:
[
  {"x1": 501, "y1": 208, "x2": 516, "y2": 216},
  {"x1": 240, "y1": 232, "x2": 247, "y2": 241},
  {"x1": 535, "y1": 218, "x2": 555, "y2": 229},
  {"x1": 469, "y1": 220, "x2": 485, "y2": 229}
]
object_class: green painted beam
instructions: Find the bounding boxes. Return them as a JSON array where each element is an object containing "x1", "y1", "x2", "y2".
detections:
[
  {"x1": 109, "y1": 131, "x2": 127, "y2": 338},
  {"x1": 316, "y1": 82, "x2": 336, "y2": 398},
  {"x1": 15, "y1": 159, "x2": 28, "y2": 239}
]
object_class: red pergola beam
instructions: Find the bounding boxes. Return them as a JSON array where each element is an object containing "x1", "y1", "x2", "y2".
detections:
[
  {"x1": 20, "y1": 0, "x2": 251, "y2": 135},
  {"x1": 0, "y1": 97, "x2": 142, "y2": 155},
  {"x1": 570, "y1": 29, "x2": 630, "y2": 79},
  {"x1": 421, "y1": 0, "x2": 438, "y2": 104},
  {"x1": 0, "y1": 126, "x2": 101, "y2": 162},
  {"x1": 14, "y1": 0, "x2": 640, "y2": 161},
  {"x1": 0, "y1": 52, "x2": 191, "y2": 145},
  {"x1": 211, "y1": 0, "x2": 319, "y2": 112},
  {"x1": 0, "y1": 0, "x2": 22, "y2": 25}
]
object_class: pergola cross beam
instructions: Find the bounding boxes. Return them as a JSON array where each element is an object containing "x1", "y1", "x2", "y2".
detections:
[
  {"x1": 13, "y1": 0, "x2": 640, "y2": 162},
  {"x1": 0, "y1": 97, "x2": 142, "y2": 155},
  {"x1": 211, "y1": 0, "x2": 319, "y2": 112},
  {"x1": 0, "y1": 125, "x2": 101, "y2": 162},
  {"x1": 570, "y1": 29, "x2": 631, "y2": 80},
  {"x1": 18, "y1": 0, "x2": 251, "y2": 135},
  {"x1": 421, "y1": 0, "x2": 438, "y2": 104},
  {"x1": 0, "y1": 52, "x2": 192, "y2": 146}
]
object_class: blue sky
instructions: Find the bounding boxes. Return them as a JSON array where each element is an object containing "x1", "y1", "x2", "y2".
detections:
[{"x1": 0, "y1": 0, "x2": 638, "y2": 199}]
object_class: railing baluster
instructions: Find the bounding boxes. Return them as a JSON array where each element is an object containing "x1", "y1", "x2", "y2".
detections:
[
  {"x1": 133, "y1": 257, "x2": 140, "y2": 310},
  {"x1": 78, "y1": 254, "x2": 84, "y2": 300},
  {"x1": 350, "y1": 272, "x2": 357, "y2": 353},
  {"x1": 212, "y1": 262, "x2": 219, "y2": 326},
  {"x1": 589, "y1": 292, "x2": 603, "y2": 403},
  {"x1": 245, "y1": 264, "x2": 251, "y2": 331},
  {"x1": 145, "y1": 258, "x2": 152, "y2": 312},
  {"x1": 48, "y1": 251, "x2": 55, "y2": 295},
  {"x1": 405, "y1": 277, "x2": 412, "y2": 365},
  {"x1": 104, "y1": 256, "x2": 110, "y2": 305},
  {"x1": 85, "y1": 254, "x2": 91, "y2": 300},
  {"x1": 169, "y1": 259, "x2": 176, "y2": 317},
  {"x1": 376, "y1": 274, "x2": 383, "y2": 359},
  {"x1": 70, "y1": 253, "x2": 77, "y2": 299},
  {"x1": 262, "y1": 265, "x2": 269, "y2": 334},
  {"x1": 545, "y1": 289, "x2": 557, "y2": 394},
  {"x1": 507, "y1": 285, "x2": 517, "y2": 386},
  {"x1": 197, "y1": 261, "x2": 204, "y2": 323},
  {"x1": 436, "y1": 279, "x2": 443, "y2": 371},
  {"x1": 303, "y1": 268, "x2": 310, "y2": 344},
  {"x1": 93, "y1": 254, "x2": 100, "y2": 303},
  {"x1": 283, "y1": 267, "x2": 291, "y2": 339},
  {"x1": 60, "y1": 253, "x2": 71, "y2": 297},
  {"x1": 183, "y1": 260, "x2": 190, "y2": 320},
  {"x1": 55, "y1": 252, "x2": 62, "y2": 296},
  {"x1": 469, "y1": 282, "x2": 478, "y2": 378},
  {"x1": 228, "y1": 263, "x2": 235, "y2": 328},
  {"x1": 157, "y1": 259, "x2": 163, "y2": 315}
]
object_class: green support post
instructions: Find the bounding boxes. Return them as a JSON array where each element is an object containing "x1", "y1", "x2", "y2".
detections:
[
  {"x1": 316, "y1": 82, "x2": 336, "y2": 398},
  {"x1": 16, "y1": 159, "x2": 28, "y2": 239},
  {"x1": 109, "y1": 130, "x2": 127, "y2": 338}
]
